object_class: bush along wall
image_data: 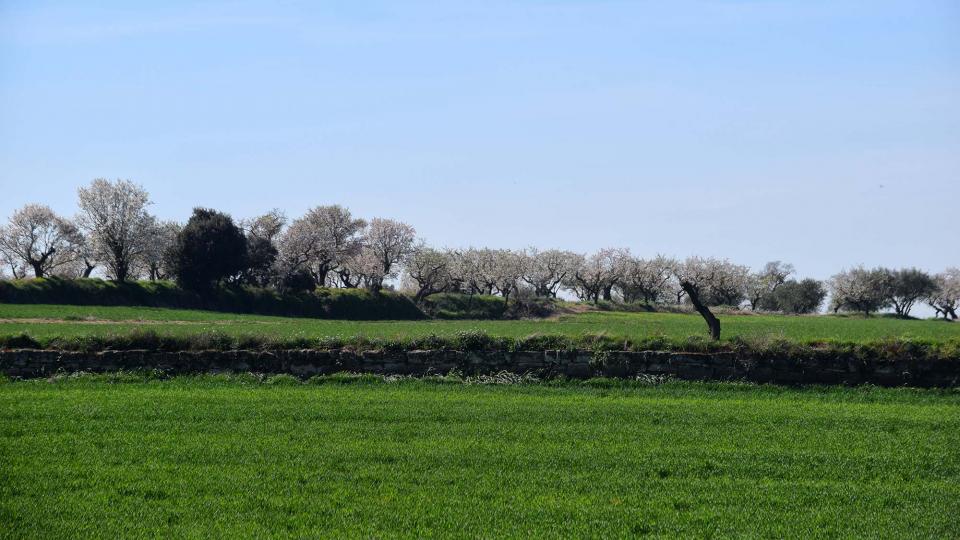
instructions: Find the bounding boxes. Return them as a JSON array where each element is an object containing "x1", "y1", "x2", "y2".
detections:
[{"x1": 0, "y1": 278, "x2": 425, "y2": 320}]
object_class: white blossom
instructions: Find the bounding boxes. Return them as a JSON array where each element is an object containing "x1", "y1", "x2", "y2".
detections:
[
  {"x1": 76, "y1": 179, "x2": 155, "y2": 281},
  {"x1": 928, "y1": 268, "x2": 960, "y2": 320},
  {"x1": 0, "y1": 204, "x2": 82, "y2": 278},
  {"x1": 520, "y1": 248, "x2": 580, "y2": 298},
  {"x1": 278, "y1": 205, "x2": 365, "y2": 285}
]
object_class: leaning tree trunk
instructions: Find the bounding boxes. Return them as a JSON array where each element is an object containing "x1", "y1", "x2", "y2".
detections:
[{"x1": 680, "y1": 282, "x2": 721, "y2": 341}]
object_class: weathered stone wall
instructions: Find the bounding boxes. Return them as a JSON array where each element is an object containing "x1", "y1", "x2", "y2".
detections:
[{"x1": 1, "y1": 349, "x2": 958, "y2": 387}]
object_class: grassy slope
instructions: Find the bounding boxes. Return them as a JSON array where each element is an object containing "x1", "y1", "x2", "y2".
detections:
[
  {"x1": 1, "y1": 377, "x2": 958, "y2": 538},
  {"x1": 1, "y1": 303, "x2": 959, "y2": 345}
]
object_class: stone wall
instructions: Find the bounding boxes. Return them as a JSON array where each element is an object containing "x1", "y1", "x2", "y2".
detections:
[{"x1": 1, "y1": 349, "x2": 958, "y2": 387}]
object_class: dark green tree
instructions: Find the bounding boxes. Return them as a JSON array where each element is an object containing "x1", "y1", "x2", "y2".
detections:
[
  {"x1": 761, "y1": 279, "x2": 826, "y2": 314},
  {"x1": 173, "y1": 208, "x2": 248, "y2": 291},
  {"x1": 241, "y1": 235, "x2": 278, "y2": 287},
  {"x1": 887, "y1": 268, "x2": 937, "y2": 318}
]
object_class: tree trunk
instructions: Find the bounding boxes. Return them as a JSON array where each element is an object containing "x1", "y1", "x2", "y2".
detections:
[
  {"x1": 414, "y1": 284, "x2": 437, "y2": 304},
  {"x1": 316, "y1": 266, "x2": 330, "y2": 287},
  {"x1": 602, "y1": 285, "x2": 613, "y2": 301},
  {"x1": 30, "y1": 261, "x2": 45, "y2": 278},
  {"x1": 681, "y1": 282, "x2": 720, "y2": 341},
  {"x1": 114, "y1": 259, "x2": 128, "y2": 282}
]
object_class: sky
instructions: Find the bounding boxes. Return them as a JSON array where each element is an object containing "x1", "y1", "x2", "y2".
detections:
[{"x1": 1, "y1": 0, "x2": 958, "y2": 288}]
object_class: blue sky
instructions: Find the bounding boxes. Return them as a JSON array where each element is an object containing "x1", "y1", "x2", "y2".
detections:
[{"x1": 1, "y1": 1, "x2": 958, "y2": 284}]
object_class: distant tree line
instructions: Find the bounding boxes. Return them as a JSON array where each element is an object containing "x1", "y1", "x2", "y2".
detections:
[{"x1": 1, "y1": 179, "x2": 957, "y2": 338}]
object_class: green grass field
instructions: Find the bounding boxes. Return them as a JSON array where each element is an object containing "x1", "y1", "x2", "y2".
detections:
[
  {"x1": 2, "y1": 303, "x2": 959, "y2": 346},
  {"x1": 1, "y1": 375, "x2": 958, "y2": 537}
]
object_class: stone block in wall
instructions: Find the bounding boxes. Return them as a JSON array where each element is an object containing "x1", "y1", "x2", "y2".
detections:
[
  {"x1": 184, "y1": 351, "x2": 204, "y2": 371},
  {"x1": 142, "y1": 351, "x2": 167, "y2": 372},
  {"x1": 121, "y1": 350, "x2": 147, "y2": 370},
  {"x1": 406, "y1": 350, "x2": 437, "y2": 365},
  {"x1": 743, "y1": 359, "x2": 775, "y2": 383},
  {"x1": 336, "y1": 350, "x2": 361, "y2": 371},
  {"x1": 770, "y1": 362, "x2": 806, "y2": 384},
  {"x1": 3, "y1": 350, "x2": 23, "y2": 367},
  {"x1": 36, "y1": 350, "x2": 57, "y2": 369},
  {"x1": 287, "y1": 351, "x2": 322, "y2": 377},
  {"x1": 538, "y1": 350, "x2": 569, "y2": 377},
  {"x1": 675, "y1": 361, "x2": 714, "y2": 380},
  {"x1": 562, "y1": 352, "x2": 594, "y2": 378},
  {"x1": 644, "y1": 351, "x2": 675, "y2": 375},
  {"x1": 256, "y1": 351, "x2": 280, "y2": 372},
  {"x1": 97, "y1": 351, "x2": 123, "y2": 372},
  {"x1": 513, "y1": 351, "x2": 546, "y2": 372},
  {"x1": 55, "y1": 351, "x2": 81, "y2": 373},
  {"x1": 360, "y1": 350, "x2": 386, "y2": 372},
  {"x1": 218, "y1": 349, "x2": 239, "y2": 369},
  {"x1": 705, "y1": 353, "x2": 738, "y2": 379},
  {"x1": 466, "y1": 352, "x2": 487, "y2": 366},
  {"x1": 233, "y1": 350, "x2": 257, "y2": 371},
  {"x1": 5, "y1": 350, "x2": 36, "y2": 376},
  {"x1": 382, "y1": 361, "x2": 412, "y2": 374},
  {"x1": 596, "y1": 351, "x2": 631, "y2": 377},
  {"x1": 868, "y1": 360, "x2": 911, "y2": 386}
]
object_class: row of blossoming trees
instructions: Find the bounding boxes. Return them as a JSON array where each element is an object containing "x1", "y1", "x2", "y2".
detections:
[{"x1": 2, "y1": 179, "x2": 958, "y2": 330}]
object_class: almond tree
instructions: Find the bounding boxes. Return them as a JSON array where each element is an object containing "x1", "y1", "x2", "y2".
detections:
[
  {"x1": 828, "y1": 266, "x2": 894, "y2": 315},
  {"x1": 0, "y1": 204, "x2": 82, "y2": 278},
  {"x1": 521, "y1": 248, "x2": 580, "y2": 298},
  {"x1": 490, "y1": 249, "x2": 524, "y2": 304},
  {"x1": 887, "y1": 268, "x2": 938, "y2": 318},
  {"x1": 567, "y1": 249, "x2": 625, "y2": 302},
  {"x1": 141, "y1": 220, "x2": 182, "y2": 281},
  {"x1": 278, "y1": 205, "x2": 365, "y2": 286},
  {"x1": 0, "y1": 251, "x2": 27, "y2": 279},
  {"x1": 242, "y1": 209, "x2": 286, "y2": 244},
  {"x1": 746, "y1": 261, "x2": 794, "y2": 310},
  {"x1": 618, "y1": 255, "x2": 677, "y2": 304},
  {"x1": 76, "y1": 179, "x2": 155, "y2": 281},
  {"x1": 450, "y1": 248, "x2": 500, "y2": 295},
  {"x1": 68, "y1": 233, "x2": 99, "y2": 278},
  {"x1": 240, "y1": 210, "x2": 285, "y2": 287},
  {"x1": 928, "y1": 268, "x2": 960, "y2": 320},
  {"x1": 360, "y1": 218, "x2": 416, "y2": 292},
  {"x1": 340, "y1": 248, "x2": 383, "y2": 290},
  {"x1": 405, "y1": 246, "x2": 453, "y2": 302}
]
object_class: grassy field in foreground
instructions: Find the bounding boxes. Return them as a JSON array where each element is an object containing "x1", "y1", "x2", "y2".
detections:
[
  {"x1": 1, "y1": 376, "x2": 958, "y2": 537},
  {"x1": 1, "y1": 303, "x2": 959, "y2": 345}
]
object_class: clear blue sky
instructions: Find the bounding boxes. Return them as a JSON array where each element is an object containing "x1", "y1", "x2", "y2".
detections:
[{"x1": 1, "y1": 1, "x2": 958, "y2": 283}]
